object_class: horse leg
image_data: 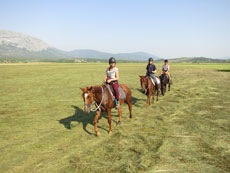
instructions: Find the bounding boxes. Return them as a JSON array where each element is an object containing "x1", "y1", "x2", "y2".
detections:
[
  {"x1": 147, "y1": 94, "x2": 150, "y2": 107},
  {"x1": 157, "y1": 88, "x2": 159, "y2": 101},
  {"x1": 161, "y1": 84, "x2": 164, "y2": 96},
  {"x1": 107, "y1": 109, "x2": 112, "y2": 134},
  {"x1": 117, "y1": 106, "x2": 122, "y2": 126},
  {"x1": 152, "y1": 91, "x2": 155, "y2": 104},
  {"x1": 127, "y1": 100, "x2": 132, "y2": 119},
  {"x1": 168, "y1": 83, "x2": 170, "y2": 91},
  {"x1": 94, "y1": 111, "x2": 101, "y2": 136}
]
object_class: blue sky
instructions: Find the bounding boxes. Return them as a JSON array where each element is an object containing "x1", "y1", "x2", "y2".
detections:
[{"x1": 0, "y1": 0, "x2": 229, "y2": 58}]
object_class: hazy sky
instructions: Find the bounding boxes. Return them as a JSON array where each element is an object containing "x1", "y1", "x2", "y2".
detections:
[{"x1": 0, "y1": 0, "x2": 229, "y2": 58}]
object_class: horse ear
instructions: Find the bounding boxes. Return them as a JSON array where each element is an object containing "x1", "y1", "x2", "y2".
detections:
[
  {"x1": 80, "y1": 88, "x2": 85, "y2": 91},
  {"x1": 88, "y1": 86, "x2": 93, "y2": 91},
  {"x1": 87, "y1": 86, "x2": 95, "y2": 94}
]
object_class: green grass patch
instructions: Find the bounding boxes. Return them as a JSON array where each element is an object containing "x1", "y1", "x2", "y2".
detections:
[{"x1": 0, "y1": 63, "x2": 230, "y2": 172}]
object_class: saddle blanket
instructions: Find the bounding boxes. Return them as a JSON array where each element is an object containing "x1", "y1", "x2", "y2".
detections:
[
  {"x1": 106, "y1": 85, "x2": 126, "y2": 101},
  {"x1": 150, "y1": 77, "x2": 160, "y2": 85}
]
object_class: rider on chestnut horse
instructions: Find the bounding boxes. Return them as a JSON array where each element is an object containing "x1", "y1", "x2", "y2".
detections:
[
  {"x1": 104, "y1": 57, "x2": 120, "y2": 109},
  {"x1": 146, "y1": 57, "x2": 160, "y2": 92}
]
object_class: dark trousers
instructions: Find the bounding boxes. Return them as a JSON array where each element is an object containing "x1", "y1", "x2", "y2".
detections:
[{"x1": 111, "y1": 82, "x2": 119, "y2": 100}]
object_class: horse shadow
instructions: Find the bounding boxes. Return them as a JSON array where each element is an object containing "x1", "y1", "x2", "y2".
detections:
[
  {"x1": 136, "y1": 88, "x2": 144, "y2": 94},
  {"x1": 58, "y1": 105, "x2": 109, "y2": 135},
  {"x1": 217, "y1": 69, "x2": 230, "y2": 72},
  {"x1": 131, "y1": 95, "x2": 146, "y2": 107}
]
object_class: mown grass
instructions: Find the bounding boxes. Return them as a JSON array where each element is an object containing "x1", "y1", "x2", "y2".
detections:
[{"x1": 0, "y1": 63, "x2": 230, "y2": 172}]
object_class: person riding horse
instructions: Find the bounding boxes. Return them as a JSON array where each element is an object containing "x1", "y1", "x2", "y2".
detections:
[
  {"x1": 146, "y1": 57, "x2": 160, "y2": 92},
  {"x1": 81, "y1": 57, "x2": 132, "y2": 135},
  {"x1": 161, "y1": 59, "x2": 172, "y2": 84},
  {"x1": 104, "y1": 57, "x2": 120, "y2": 109}
]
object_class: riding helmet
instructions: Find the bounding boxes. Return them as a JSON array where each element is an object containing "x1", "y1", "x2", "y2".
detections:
[
  {"x1": 148, "y1": 57, "x2": 153, "y2": 62},
  {"x1": 109, "y1": 57, "x2": 116, "y2": 64},
  {"x1": 164, "y1": 59, "x2": 168, "y2": 63}
]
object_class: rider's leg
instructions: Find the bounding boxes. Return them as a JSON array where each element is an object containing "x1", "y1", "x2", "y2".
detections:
[
  {"x1": 112, "y1": 82, "x2": 120, "y2": 109},
  {"x1": 150, "y1": 74, "x2": 160, "y2": 91},
  {"x1": 167, "y1": 72, "x2": 173, "y2": 84}
]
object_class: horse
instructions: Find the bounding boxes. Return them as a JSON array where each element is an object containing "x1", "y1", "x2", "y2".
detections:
[
  {"x1": 80, "y1": 84, "x2": 132, "y2": 136},
  {"x1": 159, "y1": 73, "x2": 170, "y2": 96},
  {"x1": 139, "y1": 75, "x2": 160, "y2": 107}
]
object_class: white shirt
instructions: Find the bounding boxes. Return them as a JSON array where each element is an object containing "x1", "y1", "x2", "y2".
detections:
[{"x1": 106, "y1": 67, "x2": 118, "y2": 79}]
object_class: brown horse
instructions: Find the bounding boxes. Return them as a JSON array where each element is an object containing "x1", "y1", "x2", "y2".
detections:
[
  {"x1": 139, "y1": 76, "x2": 160, "y2": 107},
  {"x1": 80, "y1": 84, "x2": 132, "y2": 136},
  {"x1": 160, "y1": 73, "x2": 170, "y2": 96}
]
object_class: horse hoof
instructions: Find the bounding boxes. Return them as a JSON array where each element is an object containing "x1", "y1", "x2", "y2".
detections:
[
  {"x1": 117, "y1": 121, "x2": 122, "y2": 126},
  {"x1": 108, "y1": 131, "x2": 112, "y2": 135},
  {"x1": 96, "y1": 132, "x2": 100, "y2": 136}
]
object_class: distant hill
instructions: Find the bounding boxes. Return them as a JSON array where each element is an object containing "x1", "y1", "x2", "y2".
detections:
[
  {"x1": 220, "y1": 57, "x2": 230, "y2": 60},
  {"x1": 0, "y1": 30, "x2": 229, "y2": 63},
  {"x1": 0, "y1": 30, "x2": 50, "y2": 51},
  {"x1": 0, "y1": 30, "x2": 159, "y2": 61},
  {"x1": 68, "y1": 49, "x2": 159, "y2": 61},
  {"x1": 0, "y1": 30, "x2": 73, "y2": 59},
  {"x1": 166, "y1": 57, "x2": 230, "y2": 63},
  {"x1": 0, "y1": 44, "x2": 73, "y2": 59}
]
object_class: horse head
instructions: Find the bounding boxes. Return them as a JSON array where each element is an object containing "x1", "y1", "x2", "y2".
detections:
[
  {"x1": 160, "y1": 73, "x2": 169, "y2": 96},
  {"x1": 139, "y1": 76, "x2": 148, "y2": 94},
  {"x1": 80, "y1": 86, "x2": 95, "y2": 113}
]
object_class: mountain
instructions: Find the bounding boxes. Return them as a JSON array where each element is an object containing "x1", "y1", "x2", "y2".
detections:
[
  {"x1": 0, "y1": 30, "x2": 159, "y2": 61},
  {"x1": 68, "y1": 49, "x2": 159, "y2": 61},
  {"x1": 219, "y1": 57, "x2": 230, "y2": 60},
  {"x1": 1, "y1": 30, "x2": 228, "y2": 63},
  {"x1": 0, "y1": 30, "x2": 74, "y2": 59},
  {"x1": 167, "y1": 57, "x2": 230, "y2": 63},
  {"x1": 0, "y1": 30, "x2": 50, "y2": 51}
]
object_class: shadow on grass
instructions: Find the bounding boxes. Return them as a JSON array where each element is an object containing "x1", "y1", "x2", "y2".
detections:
[
  {"x1": 131, "y1": 96, "x2": 146, "y2": 107},
  {"x1": 217, "y1": 69, "x2": 230, "y2": 72},
  {"x1": 58, "y1": 105, "x2": 108, "y2": 135},
  {"x1": 136, "y1": 88, "x2": 144, "y2": 94}
]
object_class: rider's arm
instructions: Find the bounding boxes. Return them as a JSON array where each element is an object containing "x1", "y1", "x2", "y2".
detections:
[
  {"x1": 152, "y1": 69, "x2": 157, "y2": 74},
  {"x1": 104, "y1": 75, "x2": 107, "y2": 82}
]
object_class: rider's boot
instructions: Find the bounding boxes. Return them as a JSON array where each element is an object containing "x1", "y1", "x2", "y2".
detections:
[{"x1": 115, "y1": 100, "x2": 120, "y2": 109}]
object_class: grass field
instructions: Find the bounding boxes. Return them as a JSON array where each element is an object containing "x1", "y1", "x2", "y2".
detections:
[{"x1": 0, "y1": 62, "x2": 230, "y2": 172}]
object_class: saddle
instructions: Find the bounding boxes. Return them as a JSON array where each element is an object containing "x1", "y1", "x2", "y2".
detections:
[
  {"x1": 147, "y1": 76, "x2": 160, "y2": 86},
  {"x1": 105, "y1": 84, "x2": 126, "y2": 101}
]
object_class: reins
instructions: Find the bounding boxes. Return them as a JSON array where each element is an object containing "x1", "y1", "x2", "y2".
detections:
[{"x1": 86, "y1": 86, "x2": 104, "y2": 112}]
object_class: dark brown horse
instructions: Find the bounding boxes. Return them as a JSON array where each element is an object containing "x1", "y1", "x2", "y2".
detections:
[
  {"x1": 139, "y1": 76, "x2": 160, "y2": 107},
  {"x1": 80, "y1": 84, "x2": 132, "y2": 136},
  {"x1": 160, "y1": 73, "x2": 170, "y2": 96}
]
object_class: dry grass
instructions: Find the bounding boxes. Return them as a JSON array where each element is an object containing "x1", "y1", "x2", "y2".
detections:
[{"x1": 0, "y1": 63, "x2": 230, "y2": 172}]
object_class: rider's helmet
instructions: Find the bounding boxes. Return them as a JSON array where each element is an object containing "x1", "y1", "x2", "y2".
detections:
[
  {"x1": 148, "y1": 57, "x2": 153, "y2": 62},
  {"x1": 164, "y1": 59, "x2": 168, "y2": 63},
  {"x1": 109, "y1": 57, "x2": 116, "y2": 64}
]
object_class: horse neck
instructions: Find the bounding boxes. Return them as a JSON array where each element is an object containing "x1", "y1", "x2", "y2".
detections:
[
  {"x1": 93, "y1": 85, "x2": 104, "y2": 102},
  {"x1": 162, "y1": 74, "x2": 168, "y2": 84}
]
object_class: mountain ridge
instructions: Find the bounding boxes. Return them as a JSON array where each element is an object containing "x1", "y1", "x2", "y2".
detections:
[{"x1": 0, "y1": 30, "x2": 159, "y2": 61}]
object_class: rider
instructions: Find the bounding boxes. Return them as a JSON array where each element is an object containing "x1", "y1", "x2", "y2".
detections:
[
  {"x1": 104, "y1": 57, "x2": 120, "y2": 109},
  {"x1": 161, "y1": 59, "x2": 172, "y2": 84},
  {"x1": 146, "y1": 57, "x2": 160, "y2": 92}
]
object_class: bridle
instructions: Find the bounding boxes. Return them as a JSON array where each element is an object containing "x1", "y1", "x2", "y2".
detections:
[
  {"x1": 84, "y1": 86, "x2": 104, "y2": 112},
  {"x1": 141, "y1": 77, "x2": 148, "y2": 94}
]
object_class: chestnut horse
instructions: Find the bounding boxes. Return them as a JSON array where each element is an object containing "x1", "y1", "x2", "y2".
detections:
[
  {"x1": 139, "y1": 76, "x2": 160, "y2": 107},
  {"x1": 80, "y1": 84, "x2": 132, "y2": 136},
  {"x1": 160, "y1": 73, "x2": 170, "y2": 96}
]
